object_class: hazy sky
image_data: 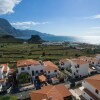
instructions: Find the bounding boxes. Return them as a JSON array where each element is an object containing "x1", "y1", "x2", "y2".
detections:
[{"x1": 0, "y1": 0, "x2": 100, "y2": 36}]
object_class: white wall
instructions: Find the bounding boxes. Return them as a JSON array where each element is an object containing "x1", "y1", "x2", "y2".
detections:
[
  {"x1": 71, "y1": 61, "x2": 89, "y2": 78},
  {"x1": 82, "y1": 81, "x2": 100, "y2": 99},
  {"x1": 17, "y1": 63, "x2": 59, "y2": 81},
  {"x1": 0, "y1": 65, "x2": 9, "y2": 79},
  {"x1": 0, "y1": 67, "x2": 3, "y2": 79},
  {"x1": 60, "y1": 61, "x2": 71, "y2": 69},
  {"x1": 82, "y1": 90, "x2": 94, "y2": 100},
  {"x1": 0, "y1": 81, "x2": 6, "y2": 91},
  {"x1": 96, "y1": 55, "x2": 100, "y2": 60},
  {"x1": 17, "y1": 64, "x2": 44, "y2": 80},
  {"x1": 45, "y1": 70, "x2": 58, "y2": 77}
]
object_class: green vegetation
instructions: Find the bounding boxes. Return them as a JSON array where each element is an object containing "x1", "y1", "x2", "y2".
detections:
[
  {"x1": 18, "y1": 72, "x2": 31, "y2": 84},
  {"x1": 0, "y1": 34, "x2": 44, "y2": 43},
  {"x1": 0, "y1": 96, "x2": 17, "y2": 100},
  {"x1": 0, "y1": 43, "x2": 98, "y2": 69},
  {"x1": 76, "y1": 82, "x2": 82, "y2": 88}
]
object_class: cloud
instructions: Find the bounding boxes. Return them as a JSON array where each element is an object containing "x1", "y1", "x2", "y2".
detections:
[
  {"x1": 11, "y1": 21, "x2": 49, "y2": 29},
  {"x1": 85, "y1": 14, "x2": 100, "y2": 19},
  {"x1": 0, "y1": 0, "x2": 22, "y2": 15}
]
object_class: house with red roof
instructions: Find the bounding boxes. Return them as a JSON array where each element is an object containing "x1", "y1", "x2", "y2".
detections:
[
  {"x1": 16, "y1": 59, "x2": 45, "y2": 81},
  {"x1": 81, "y1": 74, "x2": 100, "y2": 100},
  {"x1": 30, "y1": 84, "x2": 73, "y2": 100},
  {"x1": 44, "y1": 61, "x2": 59, "y2": 78},
  {"x1": 16, "y1": 59, "x2": 59, "y2": 81},
  {"x1": 70, "y1": 59, "x2": 89, "y2": 78},
  {"x1": 78, "y1": 56, "x2": 100, "y2": 66}
]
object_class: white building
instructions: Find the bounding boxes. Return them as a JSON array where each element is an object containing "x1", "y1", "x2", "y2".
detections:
[
  {"x1": 0, "y1": 64, "x2": 9, "y2": 91},
  {"x1": 78, "y1": 56, "x2": 99, "y2": 66},
  {"x1": 81, "y1": 74, "x2": 100, "y2": 100},
  {"x1": 44, "y1": 61, "x2": 59, "y2": 78},
  {"x1": 16, "y1": 59, "x2": 59, "y2": 81},
  {"x1": 16, "y1": 59, "x2": 45, "y2": 80},
  {"x1": 59, "y1": 59, "x2": 71, "y2": 69},
  {"x1": 70, "y1": 59, "x2": 89, "y2": 78}
]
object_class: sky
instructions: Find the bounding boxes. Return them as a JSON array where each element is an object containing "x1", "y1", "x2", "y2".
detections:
[{"x1": 0, "y1": 0, "x2": 100, "y2": 36}]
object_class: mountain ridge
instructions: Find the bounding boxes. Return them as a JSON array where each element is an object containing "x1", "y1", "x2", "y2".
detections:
[{"x1": 0, "y1": 18, "x2": 54, "y2": 39}]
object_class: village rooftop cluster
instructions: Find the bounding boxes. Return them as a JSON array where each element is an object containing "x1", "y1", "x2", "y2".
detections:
[{"x1": 0, "y1": 51, "x2": 100, "y2": 100}]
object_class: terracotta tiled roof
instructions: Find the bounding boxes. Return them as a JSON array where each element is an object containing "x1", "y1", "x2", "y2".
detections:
[
  {"x1": 78, "y1": 56, "x2": 87, "y2": 59},
  {"x1": 44, "y1": 61, "x2": 58, "y2": 71},
  {"x1": 0, "y1": 78, "x2": 6, "y2": 83},
  {"x1": 90, "y1": 58, "x2": 98, "y2": 62},
  {"x1": 79, "y1": 56, "x2": 98, "y2": 62},
  {"x1": 72, "y1": 59, "x2": 88, "y2": 65},
  {"x1": 85, "y1": 74, "x2": 100, "y2": 90},
  {"x1": 17, "y1": 59, "x2": 40, "y2": 67},
  {"x1": 39, "y1": 75, "x2": 46, "y2": 82},
  {"x1": 60, "y1": 59, "x2": 69, "y2": 63},
  {"x1": 96, "y1": 54, "x2": 100, "y2": 56},
  {"x1": 30, "y1": 84, "x2": 72, "y2": 100},
  {"x1": 83, "y1": 88, "x2": 99, "y2": 100}
]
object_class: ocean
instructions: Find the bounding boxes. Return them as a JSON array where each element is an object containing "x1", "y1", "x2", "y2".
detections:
[
  {"x1": 18, "y1": 36, "x2": 100, "y2": 45},
  {"x1": 43, "y1": 36, "x2": 100, "y2": 45}
]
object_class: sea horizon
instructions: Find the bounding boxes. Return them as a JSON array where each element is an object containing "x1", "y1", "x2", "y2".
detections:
[
  {"x1": 17, "y1": 35, "x2": 100, "y2": 45},
  {"x1": 43, "y1": 36, "x2": 100, "y2": 45}
]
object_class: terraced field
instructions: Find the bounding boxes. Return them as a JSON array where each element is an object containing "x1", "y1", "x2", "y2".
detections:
[{"x1": 0, "y1": 43, "x2": 96, "y2": 68}]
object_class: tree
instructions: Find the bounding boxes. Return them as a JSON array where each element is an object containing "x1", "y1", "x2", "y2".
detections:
[
  {"x1": 18, "y1": 72, "x2": 31, "y2": 84},
  {"x1": 75, "y1": 53, "x2": 80, "y2": 57},
  {"x1": 42, "y1": 52, "x2": 45, "y2": 56}
]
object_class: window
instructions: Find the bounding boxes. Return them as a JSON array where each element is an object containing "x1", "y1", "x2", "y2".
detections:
[
  {"x1": 21, "y1": 67, "x2": 25, "y2": 71},
  {"x1": 95, "y1": 89, "x2": 98, "y2": 94},
  {"x1": 32, "y1": 71, "x2": 34, "y2": 76},
  {"x1": 61, "y1": 62, "x2": 64, "y2": 65},
  {"x1": 54, "y1": 70, "x2": 57, "y2": 72},
  {"x1": 76, "y1": 70, "x2": 78, "y2": 73},
  {"x1": 77, "y1": 64, "x2": 79, "y2": 68},
  {"x1": 40, "y1": 70, "x2": 43, "y2": 73},
  {"x1": 92, "y1": 62, "x2": 94, "y2": 64},
  {"x1": 36, "y1": 71, "x2": 38, "y2": 74},
  {"x1": 64, "y1": 96, "x2": 72, "y2": 100},
  {"x1": 75, "y1": 66, "x2": 77, "y2": 68},
  {"x1": 48, "y1": 71, "x2": 50, "y2": 73},
  {"x1": 16, "y1": 69, "x2": 18, "y2": 73},
  {"x1": 27, "y1": 67, "x2": 30, "y2": 70}
]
